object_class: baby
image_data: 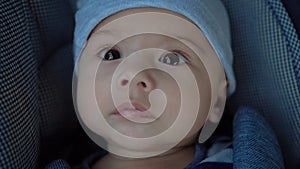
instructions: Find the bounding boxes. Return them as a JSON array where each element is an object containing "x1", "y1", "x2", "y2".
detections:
[{"x1": 73, "y1": 0, "x2": 236, "y2": 168}]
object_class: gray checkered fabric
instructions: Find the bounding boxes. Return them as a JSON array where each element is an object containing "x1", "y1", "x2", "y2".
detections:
[
  {"x1": 29, "y1": 0, "x2": 74, "y2": 65},
  {"x1": 1, "y1": 0, "x2": 299, "y2": 168},
  {"x1": 30, "y1": 0, "x2": 77, "y2": 167},
  {"x1": 38, "y1": 44, "x2": 78, "y2": 167},
  {"x1": 0, "y1": 0, "x2": 40, "y2": 168},
  {"x1": 221, "y1": 0, "x2": 300, "y2": 168},
  {"x1": 1, "y1": 0, "x2": 77, "y2": 168},
  {"x1": 45, "y1": 160, "x2": 71, "y2": 169}
]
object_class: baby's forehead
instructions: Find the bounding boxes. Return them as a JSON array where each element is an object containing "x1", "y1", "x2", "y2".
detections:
[
  {"x1": 84, "y1": 8, "x2": 212, "y2": 64},
  {"x1": 74, "y1": 0, "x2": 235, "y2": 95}
]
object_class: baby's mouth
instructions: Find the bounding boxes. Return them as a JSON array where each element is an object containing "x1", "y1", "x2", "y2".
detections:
[{"x1": 111, "y1": 102, "x2": 156, "y2": 123}]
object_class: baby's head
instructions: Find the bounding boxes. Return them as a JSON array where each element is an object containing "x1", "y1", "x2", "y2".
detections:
[{"x1": 73, "y1": 0, "x2": 236, "y2": 158}]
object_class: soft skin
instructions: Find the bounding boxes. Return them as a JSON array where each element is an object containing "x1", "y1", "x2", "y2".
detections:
[{"x1": 75, "y1": 7, "x2": 227, "y2": 169}]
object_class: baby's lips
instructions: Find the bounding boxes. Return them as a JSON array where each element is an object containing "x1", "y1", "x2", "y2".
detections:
[{"x1": 112, "y1": 102, "x2": 157, "y2": 121}]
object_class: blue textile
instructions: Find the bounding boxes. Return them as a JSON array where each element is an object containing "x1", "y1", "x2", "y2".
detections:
[
  {"x1": 46, "y1": 107, "x2": 284, "y2": 168},
  {"x1": 45, "y1": 160, "x2": 71, "y2": 169},
  {"x1": 233, "y1": 107, "x2": 284, "y2": 169},
  {"x1": 73, "y1": 0, "x2": 236, "y2": 95},
  {"x1": 79, "y1": 142, "x2": 232, "y2": 169},
  {"x1": 221, "y1": 1, "x2": 300, "y2": 167}
]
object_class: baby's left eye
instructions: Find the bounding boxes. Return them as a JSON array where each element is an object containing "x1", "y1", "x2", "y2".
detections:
[{"x1": 159, "y1": 51, "x2": 186, "y2": 65}]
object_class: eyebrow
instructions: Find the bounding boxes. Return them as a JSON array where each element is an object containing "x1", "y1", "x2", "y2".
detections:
[
  {"x1": 88, "y1": 30, "x2": 203, "y2": 61},
  {"x1": 88, "y1": 29, "x2": 115, "y2": 40},
  {"x1": 172, "y1": 36, "x2": 202, "y2": 60}
]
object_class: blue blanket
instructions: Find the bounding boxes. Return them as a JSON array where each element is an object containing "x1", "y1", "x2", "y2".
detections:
[{"x1": 46, "y1": 107, "x2": 284, "y2": 169}]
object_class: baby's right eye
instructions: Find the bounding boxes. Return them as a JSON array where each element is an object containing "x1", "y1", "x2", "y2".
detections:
[{"x1": 99, "y1": 48, "x2": 121, "y2": 61}]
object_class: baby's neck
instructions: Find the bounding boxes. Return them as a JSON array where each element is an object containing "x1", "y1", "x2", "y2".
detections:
[{"x1": 92, "y1": 145, "x2": 195, "y2": 169}]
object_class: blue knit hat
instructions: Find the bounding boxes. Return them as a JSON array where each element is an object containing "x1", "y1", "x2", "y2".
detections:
[{"x1": 74, "y1": 0, "x2": 236, "y2": 95}]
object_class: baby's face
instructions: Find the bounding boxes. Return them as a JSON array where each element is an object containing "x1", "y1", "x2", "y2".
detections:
[{"x1": 75, "y1": 7, "x2": 226, "y2": 157}]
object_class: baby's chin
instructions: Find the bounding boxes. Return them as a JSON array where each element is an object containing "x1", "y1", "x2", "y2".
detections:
[
  {"x1": 105, "y1": 134, "x2": 186, "y2": 159},
  {"x1": 105, "y1": 116, "x2": 165, "y2": 138}
]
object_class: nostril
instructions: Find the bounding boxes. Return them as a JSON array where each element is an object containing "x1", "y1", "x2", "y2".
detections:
[
  {"x1": 121, "y1": 79, "x2": 129, "y2": 86},
  {"x1": 139, "y1": 81, "x2": 147, "y2": 88}
]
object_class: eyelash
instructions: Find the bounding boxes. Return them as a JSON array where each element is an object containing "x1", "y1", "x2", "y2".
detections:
[
  {"x1": 172, "y1": 50, "x2": 189, "y2": 62},
  {"x1": 98, "y1": 47, "x2": 121, "y2": 61},
  {"x1": 98, "y1": 48, "x2": 189, "y2": 65},
  {"x1": 159, "y1": 51, "x2": 188, "y2": 65}
]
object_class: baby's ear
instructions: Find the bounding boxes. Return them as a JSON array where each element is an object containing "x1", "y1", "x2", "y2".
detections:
[
  {"x1": 198, "y1": 79, "x2": 227, "y2": 143},
  {"x1": 208, "y1": 79, "x2": 227, "y2": 123}
]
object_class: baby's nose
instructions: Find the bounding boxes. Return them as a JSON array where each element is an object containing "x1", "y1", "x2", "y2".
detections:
[{"x1": 119, "y1": 70, "x2": 155, "y2": 93}]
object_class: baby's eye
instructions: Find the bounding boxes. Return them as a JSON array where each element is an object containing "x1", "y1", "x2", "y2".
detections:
[
  {"x1": 99, "y1": 48, "x2": 121, "y2": 61},
  {"x1": 159, "y1": 51, "x2": 186, "y2": 65}
]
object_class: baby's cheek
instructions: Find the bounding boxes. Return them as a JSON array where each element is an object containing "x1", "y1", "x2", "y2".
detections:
[{"x1": 95, "y1": 73, "x2": 114, "y2": 115}]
